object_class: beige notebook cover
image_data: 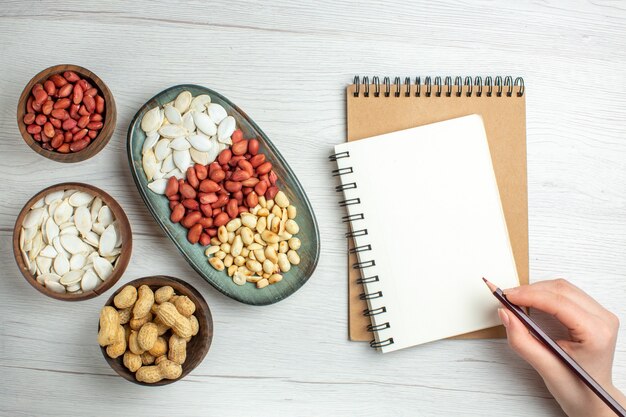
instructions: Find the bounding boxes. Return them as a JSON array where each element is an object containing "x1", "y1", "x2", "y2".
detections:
[{"x1": 345, "y1": 76, "x2": 528, "y2": 342}]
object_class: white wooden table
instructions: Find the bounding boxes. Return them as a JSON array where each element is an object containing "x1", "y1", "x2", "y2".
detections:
[{"x1": 1, "y1": 1, "x2": 625, "y2": 416}]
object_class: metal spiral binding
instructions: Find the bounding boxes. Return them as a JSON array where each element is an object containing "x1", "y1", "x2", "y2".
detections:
[
  {"x1": 352, "y1": 75, "x2": 525, "y2": 98},
  {"x1": 330, "y1": 150, "x2": 394, "y2": 350}
]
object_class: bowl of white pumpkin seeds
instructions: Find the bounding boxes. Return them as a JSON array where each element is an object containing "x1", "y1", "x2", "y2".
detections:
[{"x1": 13, "y1": 182, "x2": 132, "y2": 301}]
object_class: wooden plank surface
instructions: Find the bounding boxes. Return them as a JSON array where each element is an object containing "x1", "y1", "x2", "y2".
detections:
[{"x1": 0, "y1": 1, "x2": 625, "y2": 416}]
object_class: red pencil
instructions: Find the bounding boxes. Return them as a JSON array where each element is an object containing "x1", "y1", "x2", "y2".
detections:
[{"x1": 482, "y1": 278, "x2": 626, "y2": 417}]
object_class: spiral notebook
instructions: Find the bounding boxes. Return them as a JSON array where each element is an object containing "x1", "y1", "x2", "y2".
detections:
[
  {"x1": 333, "y1": 115, "x2": 521, "y2": 352},
  {"x1": 341, "y1": 75, "x2": 528, "y2": 346}
]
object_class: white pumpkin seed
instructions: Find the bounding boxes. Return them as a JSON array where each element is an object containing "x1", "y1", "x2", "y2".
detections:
[
  {"x1": 60, "y1": 270, "x2": 83, "y2": 286},
  {"x1": 169, "y1": 136, "x2": 191, "y2": 151},
  {"x1": 192, "y1": 111, "x2": 217, "y2": 136},
  {"x1": 158, "y1": 124, "x2": 187, "y2": 138},
  {"x1": 98, "y1": 206, "x2": 114, "y2": 228},
  {"x1": 70, "y1": 253, "x2": 87, "y2": 270},
  {"x1": 60, "y1": 234, "x2": 89, "y2": 255},
  {"x1": 53, "y1": 199, "x2": 73, "y2": 225},
  {"x1": 207, "y1": 103, "x2": 227, "y2": 124},
  {"x1": 174, "y1": 91, "x2": 192, "y2": 113},
  {"x1": 66, "y1": 283, "x2": 81, "y2": 292},
  {"x1": 68, "y1": 191, "x2": 94, "y2": 207},
  {"x1": 29, "y1": 233, "x2": 43, "y2": 260},
  {"x1": 141, "y1": 107, "x2": 162, "y2": 133},
  {"x1": 161, "y1": 154, "x2": 175, "y2": 173},
  {"x1": 81, "y1": 269, "x2": 100, "y2": 291},
  {"x1": 91, "y1": 222, "x2": 105, "y2": 235},
  {"x1": 142, "y1": 132, "x2": 160, "y2": 154},
  {"x1": 173, "y1": 149, "x2": 191, "y2": 172},
  {"x1": 36, "y1": 256, "x2": 52, "y2": 274},
  {"x1": 99, "y1": 224, "x2": 117, "y2": 256},
  {"x1": 89, "y1": 197, "x2": 102, "y2": 223},
  {"x1": 154, "y1": 138, "x2": 171, "y2": 161},
  {"x1": 84, "y1": 231, "x2": 100, "y2": 247},
  {"x1": 164, "y1": 104, "x2": 183, "y2": 125},
  {"x1": 190, "y1": 94, "x2": 211, "y2": 111},
  {"x1": 39, "y1": 245, "x2": 58, "y2": 258},
  {"x1": 74, "y1": 206, "x2": 92, "y2": 236},
  {"x1": 147, "y1": 178, "x2": 168, "y2": 194},
  {"x1": 217, "y1": 116, "x2": 236, "y2": 142},
  {"x1": 59, "y1": 226, "x2": 79, "y2": 236},
  {"x1": 163, "y1": 169, "x2": 184, "y2": 179},
  {"x1": 41, "y1": 273, "x2": 61, "y2": 285},
  {"x1": 142, "y1": 148, "x2": 158, "y2": 181},
  {"x1": 45, "y1": 280, "x2": 66, "y2": 294},
  {"x1": 188, "y1": 134, "x2": 214, "y2": 152},
  {"x1": 190, "y1": 148, "x2": 210, "y2": 165},
  {"x1": 52, "y1": 236, "x2": 70, "y2": 259},
  {"x1": 182, "y1": 112, "x2": 196, "y2": 132},
  {"x1": 23, "y1": 208, "x2": 45, "y2": 229},
  {"x1": 113, "y1": 222, "x2": 122, "y2": 248},
  {"x1": 32, "y1": 197, "x2": 45, "y2": 209},
  {"x1": 44, "y1": 190, "x2": 64, "y2": 205},
  {"x1": 93, "y1": 256, "x2": 113, "y2": 281},
  {"x1": 22, "y1": 226, "x2": 37, "y2": 242}
]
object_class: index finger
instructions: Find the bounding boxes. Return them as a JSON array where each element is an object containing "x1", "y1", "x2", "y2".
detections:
[{"x1": 503, "y1": 285, "x2": 596, "y2": 342}]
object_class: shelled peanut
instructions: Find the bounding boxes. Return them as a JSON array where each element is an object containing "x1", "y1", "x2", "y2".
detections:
[
  {"x1": 98, "y1": 284, "x2": 200, "y2": 383},
  {"x1": 206, "y1": 191, "x2": 301, "y2": 288}
]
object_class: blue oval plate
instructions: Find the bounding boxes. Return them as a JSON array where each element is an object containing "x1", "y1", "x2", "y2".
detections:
[{"x1": 127, "y1": 85, "x2": 320, "y2": 305}]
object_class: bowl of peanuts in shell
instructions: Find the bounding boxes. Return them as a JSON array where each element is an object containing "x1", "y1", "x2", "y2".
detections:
[
  {"x1": 98, "y1": 276, "x2": 213, "y2": 385},
  {"x1": 17, "y1": 64, "x2": 117, "y2": 163}
]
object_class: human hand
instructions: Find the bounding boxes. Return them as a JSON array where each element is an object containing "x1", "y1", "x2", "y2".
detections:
[{"x1": 498, "y1": 279, "x2": 625, "y2": 417}]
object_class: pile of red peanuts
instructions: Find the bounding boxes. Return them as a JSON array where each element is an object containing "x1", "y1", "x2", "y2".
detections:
[
  {"x1": 23, "y1": 71, "x2": 106, "y2": 153},
  {"x1": 164, "y1": 129, "x2": 279, "y2": 246}
]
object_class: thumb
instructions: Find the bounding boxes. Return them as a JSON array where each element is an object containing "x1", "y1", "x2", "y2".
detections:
[{"x1": 498, "y1": 308, "x2": 562, "y2": 376}]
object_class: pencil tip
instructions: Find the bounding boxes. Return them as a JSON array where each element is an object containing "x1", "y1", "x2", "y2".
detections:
[{"x1": 482, "y1": 277, "x2": 498, "y2": 292}]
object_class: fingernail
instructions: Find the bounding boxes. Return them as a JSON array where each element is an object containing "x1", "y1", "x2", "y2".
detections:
[
  {"x1": 498, "y1": 308, "x2": 510, "y2": 327},
  {"x1": 503, "y1": 287, "x2": 518, "y2": 295}
]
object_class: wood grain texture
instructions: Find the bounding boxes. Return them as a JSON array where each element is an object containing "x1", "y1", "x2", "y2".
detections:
[
  {"x1": 0, "y1": 0, "x2": 625, "y2": 416},
  {"x1": 16, "y1": 64, "x2": 117, "y2": 162}
]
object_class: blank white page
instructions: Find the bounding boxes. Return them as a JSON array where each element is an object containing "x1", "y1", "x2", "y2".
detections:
[{"x1": 334, "y1": 115, "x2": 519, "y2": 353}]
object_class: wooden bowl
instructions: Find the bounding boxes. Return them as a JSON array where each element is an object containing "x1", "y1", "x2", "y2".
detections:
[
  {"x1": 16, "y1": 64, "x2": 117, "y2": 163},
  {"x1": 13, "y1": 182, "x2": 132, "y2": 301},
  {"x1": 100, "y1": 276, "x2": 213, "y2": 386}
]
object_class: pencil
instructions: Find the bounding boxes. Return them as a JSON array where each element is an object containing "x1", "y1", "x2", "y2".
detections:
[{"x1": 482, "y1": 277, "x2": 626, "y2": 417}]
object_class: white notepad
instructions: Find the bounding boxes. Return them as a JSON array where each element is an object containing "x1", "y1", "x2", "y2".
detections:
[{"x1": 334, "y1": 115, "x2": 519, "y2": 353}]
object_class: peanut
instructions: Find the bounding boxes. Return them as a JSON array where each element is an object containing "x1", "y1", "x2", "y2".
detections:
[
  {"x1": 118, "y1": 307, "x2": 132, "y2": 325},
  {"x1": 136, "y1": 359, "x2": 182, "y2": 384},
  {"x1": 130, "y1": 312, "x2": 153, "y2": 331},
  {"x1": 156, "y1": 302, "x2": 193, "y2": 338},
  {"x1": 154, "y1": 316, "x2": 170, "y2": 336},
  {"x1": 137, "y1": 322, "x2": 158, "y2": 351},
  {"x1": 128, "y1": 330, "x2": 145, "y2": 355},
  {"x1": 168, "y1": 334, "x2": 187, "y2": 365},
  {"x1": 98, "y1": 306, "x2": 121, "y2": 346},
  {"x1": 189, "y1": 315, "x2": 199, "y2": 336},
  {"x1": 113, "y1": 285, "x2": 137, "y2": 309},
  {"x1": 174, "y1": 295, "x2": 196, "y2": 317},
  {"x1": 148, "y1": 336, "x2": 168, "y2": 357},
  {"x1": 140, "y1": 352, "x2": 156, "y2": 365},
  {"x1": 154, "y1": 285, "x2": 175, "y2": 304},
  {"x1": 133, "y1": 285, "x2": 154, "y2": 319},
  {"x1": 123, "y1": 351, "x2": 142, "y2": 372},
  {"x1": 105, "y1": 325, "x2": 127, "y2": 358}
]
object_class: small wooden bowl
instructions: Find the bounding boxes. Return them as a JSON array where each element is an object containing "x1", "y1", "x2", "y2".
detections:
[
  {"x1": 16, "y1": 64, "x2": 117, "y2": 163},
  {"x1": 100, "y1": 276, "x2": 213, "y2": 386},
  {"x1": 13, "y1": 182, "x2": 132, "y2": 301}
]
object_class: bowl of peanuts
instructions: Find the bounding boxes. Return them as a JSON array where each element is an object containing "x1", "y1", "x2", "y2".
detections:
[
  {"x1": 98, "y1": 276, "x2": 213, "y2": 386},
  {"x1": 16, "y1": 64, "x2": 117, "y2": 162}
]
